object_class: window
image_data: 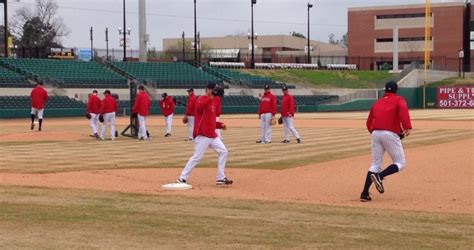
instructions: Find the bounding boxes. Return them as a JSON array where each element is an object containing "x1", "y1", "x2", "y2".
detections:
[
  {"x1": 376, "y1": 13, "x2": 431, "y2": 19},
  {"x1": 376, "y1": 37, "x2": 431, "y2": 43}
]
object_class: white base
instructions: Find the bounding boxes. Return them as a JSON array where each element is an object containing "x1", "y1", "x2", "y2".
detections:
[{"x1": 161, "y1": 183, "x2": 192, "y2": 190}]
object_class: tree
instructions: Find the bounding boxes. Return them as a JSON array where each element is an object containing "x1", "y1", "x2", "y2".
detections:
[
  {"x1": 11, "y1": 0, "x2": 69, "y2": 48},
  {"x1": 328, "y1": 33, "x2": 337, "y2": 45},
  {"x1": 328, "y1": 33, "x2": 348, "y2": 48},
  {"x1": 291, "y1": 31, "x2": 306, "y2": 39},
  {"x1": 340, "y1": 33, "x2": 348, "y2": 48}
]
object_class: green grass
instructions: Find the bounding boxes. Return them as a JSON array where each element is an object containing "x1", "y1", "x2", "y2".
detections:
[
  {"x1": 429, "y1": 77, "x2": 474, "y2": 87},
  {"x1": 1, "y1": 186, "x2": 472, "y2": 248},
  {"x1": 240, "y1": 69, "x2": 394, "y2": 88}
]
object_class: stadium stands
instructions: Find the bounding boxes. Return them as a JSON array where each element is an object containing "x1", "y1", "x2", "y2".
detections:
[
  {"x1": 255, "y1": 63, "x2": 318, "y2": 70},
  {"x1": 0, "y1": 58, "x2": 127, "y2": 88},
  {"x1": 204, "y1": 65, "x2": 292, "y2": 89},
  {"x1": 326, "y1": 64, "x2": 357, "y2": 70},
  {"x1": 0, "y1": 66, "x2": 32, "y2": 88},
  {"x1": 0, "y1": 96, "x2": 85, "y2": 109},
  {"x1": 112, "y1": 62, "x2": 221, "y2": 88}
]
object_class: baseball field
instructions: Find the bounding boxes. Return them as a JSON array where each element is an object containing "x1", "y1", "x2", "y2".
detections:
[{"x1": 1, "y1": 109, "x2": 473, "y2": 248}]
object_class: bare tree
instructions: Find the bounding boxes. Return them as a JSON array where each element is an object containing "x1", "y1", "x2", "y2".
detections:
[{"x1": 11, "y1": 0, "x2": 69, "y2": 48}]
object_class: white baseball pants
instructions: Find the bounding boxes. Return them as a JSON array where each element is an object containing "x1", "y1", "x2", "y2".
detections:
[
  {"x1": 215, "y1": 116, "x2": 221, "y2": 138},
  {"x1": 283, "y1": 117, "x2": 300, "y2": 141},
  {"x1": 186, "y1": 116, "x2": 194, "y2": 140},
  {"x1": 165, "y1": 114, "x2": 173, "y2": 134},
  {"x1": 31, "y1": 108, "x2": 44, "y2": 119},
  {"x1": 138, "y1": 114, "x2": 148, "y2": 139},
  {"x1": 179, "y1": 135, "x2": 228, "y2": 181},
  {"x1": 260, "y1": 113, "x2": 272, "y2": 142},
  {"x1": 369, "y1": 130, "x2": 406, "y2": 173},
  {"x1": 89, "y1": 113, "x2": 99, "y2": 135},
  {"x1": 100, "y1": 112, "x2": 116, "y2": 140}
]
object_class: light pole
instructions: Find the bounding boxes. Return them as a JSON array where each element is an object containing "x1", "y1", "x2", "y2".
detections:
[
  {"x1": 251, "y1": 0, "x2": 257, "y2": 69},
  {"x1": 182, "y1": 31, "x2": 185, "y2": 62},
  {"x1": 194, "y1": 0, "x2": 197, "y2": 63},
  {"x1": 458, "y1": 48, "x2": 464, "y2": 78},
  {"x1": 90, "y1": 26, "x2": 94, "y2": 61},
  {"x1": 197, "y1": 31, "x2": 201, "y2": 64},
  {"x1": 105, "y1": 28, "x2": 109, "y2": 61},
  {"x1": 2, "y1": 0, "x2": 8, "y2": 57},
  {"x1": 122, "y1": 0, "x2": 127, "y2": 61},
  {"x1": 118, "y1": 27, "x2": 131, "y2": 61},
  {"x1": 307, "y1": 2, "x2": 313, "y2": 64}
]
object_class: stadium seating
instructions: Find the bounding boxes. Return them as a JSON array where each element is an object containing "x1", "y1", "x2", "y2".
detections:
[
  {"x1": 0, "y1": 58, "x2": 128, "y2": 88},
  {"x1": 112, "y1": 62, "x2": 221, "y2": 89},
  {"x1": 204, "y1": 65, "x2": 292, "y2": 89},
  {"x1": 0, "y1": 66, "x2": 32, "y2": 88},
  {"x1": 0, "y1": 95, "x2": 86, "y2": 109}
]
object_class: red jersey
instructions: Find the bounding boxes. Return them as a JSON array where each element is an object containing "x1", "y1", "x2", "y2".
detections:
[
  {"x1": 159, "y1": 96, "x2": 175, "y2": 116},
  {"x1": 193, "y1": 95, "x2": 224, "y2": 138},
  {"x1": 132, "y1": 91, "x2": 151, "y2": 116},
  {"x1": 366, "y1": 92, "x2": 412, "y2": 134},
  {"x1": 280, "y1": 93, "x2": 296, "y2": 117},
  {"x1": 258, "y1": 92, "x2": 277, "y2": 115},
  {"x1": 214, "y1": 96, "x2": 222, "y2": 117},
  {"x1": 30, "y1": 85, "x2": 48, "y2": 109},
  {"x1": 87, "y1": 94, "x2": 101, "y2": 114},
  {"x1": 185, "y1": 93, "x2": 197, "y2": 116},
  {"x1": 100, "y1": 95, "x2": 117, "y2": 114}
]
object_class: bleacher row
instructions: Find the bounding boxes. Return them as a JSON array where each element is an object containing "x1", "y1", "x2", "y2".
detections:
[{"x1": 0, "y1": 96, "x2": 85, "y2": 109}]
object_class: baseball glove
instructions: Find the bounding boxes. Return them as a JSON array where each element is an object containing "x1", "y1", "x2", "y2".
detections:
[
  {"x1": 98, "y1": 114, "x2": 104, "y2": 123},
  {"x1": 398, "y1": 132, "x2": 405, "y2": 140},
  {"x1": 270, "y1": 117, "x2": 277, "y2": 126},
  {"x1": 182, "y1": 116, "x2": 188, "y2": 124},
  {"x1": 278, "y1": 117, "x2": 283, "y2": 125},
  {"x1": 85, "y1": 113, "x2": 91, "y2": 120}
]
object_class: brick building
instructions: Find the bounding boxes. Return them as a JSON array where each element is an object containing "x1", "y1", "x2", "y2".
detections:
[{"x1": 348, "y1": 1, "x2": 472, "y2": 72}]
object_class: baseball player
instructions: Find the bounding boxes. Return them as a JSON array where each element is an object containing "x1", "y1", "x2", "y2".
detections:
[
  {"x1": 132, "y1": 85, "x2": 151, "y2": 140},
  {"x1": 159, "y1": 92, "x2": 175, "y2": 137},
  {"x1": 214, "y1": 95, "x2": 222, "y2": 138},
  {"x1": 177, "y1": 83, "x2": 233, "y2": 186},
  {"x1": 30, "y1": 82, "x2": 49, "y2": 131},
  {"x1": 360, "y1": 81, "x2": 412, "y2": 202},
  {"x1": 99, "y1": 90, "x2": 117, "y2": 141},
  {"x1": 257, "y1": 84, "x2": 277, "y2": 144},
  {"x1": 183, "y1": 88, "x2": 197, "y2": 141},
  {"x1": 280, "y1": 86, "x2": 301, "y2": 144},
  {"x1": 87, "y1": 90, "x2": 101, "y2": 138}
]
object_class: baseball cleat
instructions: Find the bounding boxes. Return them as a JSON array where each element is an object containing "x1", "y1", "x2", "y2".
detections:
[
  {"x1": 216, "y1": 177, "x2": 233, "y2": 186},
  {"x1": 164, "y1": 133, "x2": 171, "y2": 137},
  {"x1": 281, "y1": 140, "x2": 290, "y2": 144},
  {"x1": 256, "y1": 140, "x2": 263, "y2": 143},
  {"x1": 30, "y1": 123, "x2": 34, "y2": 130},
  {"x1": 360, "y1": 193, "x2": 372, "y2": 202},
  {"x1": 176, "y1": 178, "x2": 187, "y2": 184},
  {"x1": 297, "y1": 138, "x2": 301, "y2": 144},
  {"x1": 370, "y1": 173, "x2": 384, "y2": 194}
]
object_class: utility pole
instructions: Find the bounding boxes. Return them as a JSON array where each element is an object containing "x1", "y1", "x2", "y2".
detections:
[
  {"x1": 90, "y1": 26, "x2": 94, "y2": 61},
  {"x1": 105, "y1": 28, "x2": 109, "y2": 61},
  {"x1": 307, "y1": 2, "x2": 313, "y2": 64},
  {"x1": 251, "y1": 0, "x2": 257, "y2": 69}
]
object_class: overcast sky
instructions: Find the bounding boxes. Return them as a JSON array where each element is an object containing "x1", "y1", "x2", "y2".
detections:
[{"x1": 4, "y1": 0, "x2": 466, "y2": 50}]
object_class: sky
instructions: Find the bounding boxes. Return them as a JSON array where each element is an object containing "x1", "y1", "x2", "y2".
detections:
[{"x1": 3, "y1": 0, "x2": 466, "y2": 51}]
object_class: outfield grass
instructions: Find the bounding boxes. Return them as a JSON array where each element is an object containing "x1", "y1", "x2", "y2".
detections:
[
  {"x1": 0, "y1": 186, "x2": 472, "y2": 248},
  {"x1": 240, "y1": 69, "x2": 394, "y2": 88},
  {"x1": 429, "y1": 77, "x2": 474, "y2": 87}
]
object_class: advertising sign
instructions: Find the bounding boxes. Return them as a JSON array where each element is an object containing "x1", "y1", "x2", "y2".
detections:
[
  {"x1": 77, "y1": 48, "x2": 92, "y2": 61},
  {"x1": 437, "y1": 86, "x2": 474, "y2": 108}
]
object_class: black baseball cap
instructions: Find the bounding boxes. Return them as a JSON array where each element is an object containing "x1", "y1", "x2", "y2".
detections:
[
  {"x1": 92, "y1": 89, "x2": 98, "y2": 93},
  {"x1": 282, "y1": 86, "x2": 288, "y2": 91},
  {"x1": 138, "y1": 85, "x2": 145, "y2": 90},
  {"x1": 187, "y1": 88, "x2": 194, "y2": 92},
  {"x1": 206, "y1": 83, "x2": 216, "y2": 90},
  {"x1": 264, "y1": 84, "x2": 270, "y2": 90},
  {"x1": 385, "y1": 81, "x2": 398, "y2": 93},
  {"x1": 161, "y1": 92, "x2": 168, "y2": 98},
  {"x1": 103, "y1": 90, "x2": 111, "y2": 95}
]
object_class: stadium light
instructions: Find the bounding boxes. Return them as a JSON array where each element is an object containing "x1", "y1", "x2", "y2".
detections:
[
  {"x1": 307, "y1": 2, "x2": 313, "y2": 64},
  {"x1": 182, "y1": 31, "x2": 185, "y2": 61},
  {"x1": 105, "y1": 28, "x2": 109, "y2": 61},
  {"x1": 122, "y1": 0, "x2": 127, "y2": 61},
  {"x1": 250, "y1": 0, "x2": 257, "y2": 69},
  {"x1": 194, "y1": 0, "x2": 198, "y2": 63},
  {"x1": 1, "y1": 0, "x2": 8, "y2": 57}
]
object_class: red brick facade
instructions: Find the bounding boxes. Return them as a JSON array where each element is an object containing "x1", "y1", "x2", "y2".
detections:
[{"x1": 348, "y1": 3, "x2": 467, "y2": 71}]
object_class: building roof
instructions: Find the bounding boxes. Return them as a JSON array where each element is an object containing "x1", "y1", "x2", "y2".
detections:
[
  {"x1": 348, "y1": 1, "x2": 466, "y2": 12},
  {"x1": 163, "y1": 35, "x2": 346, "y2": 55}
]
